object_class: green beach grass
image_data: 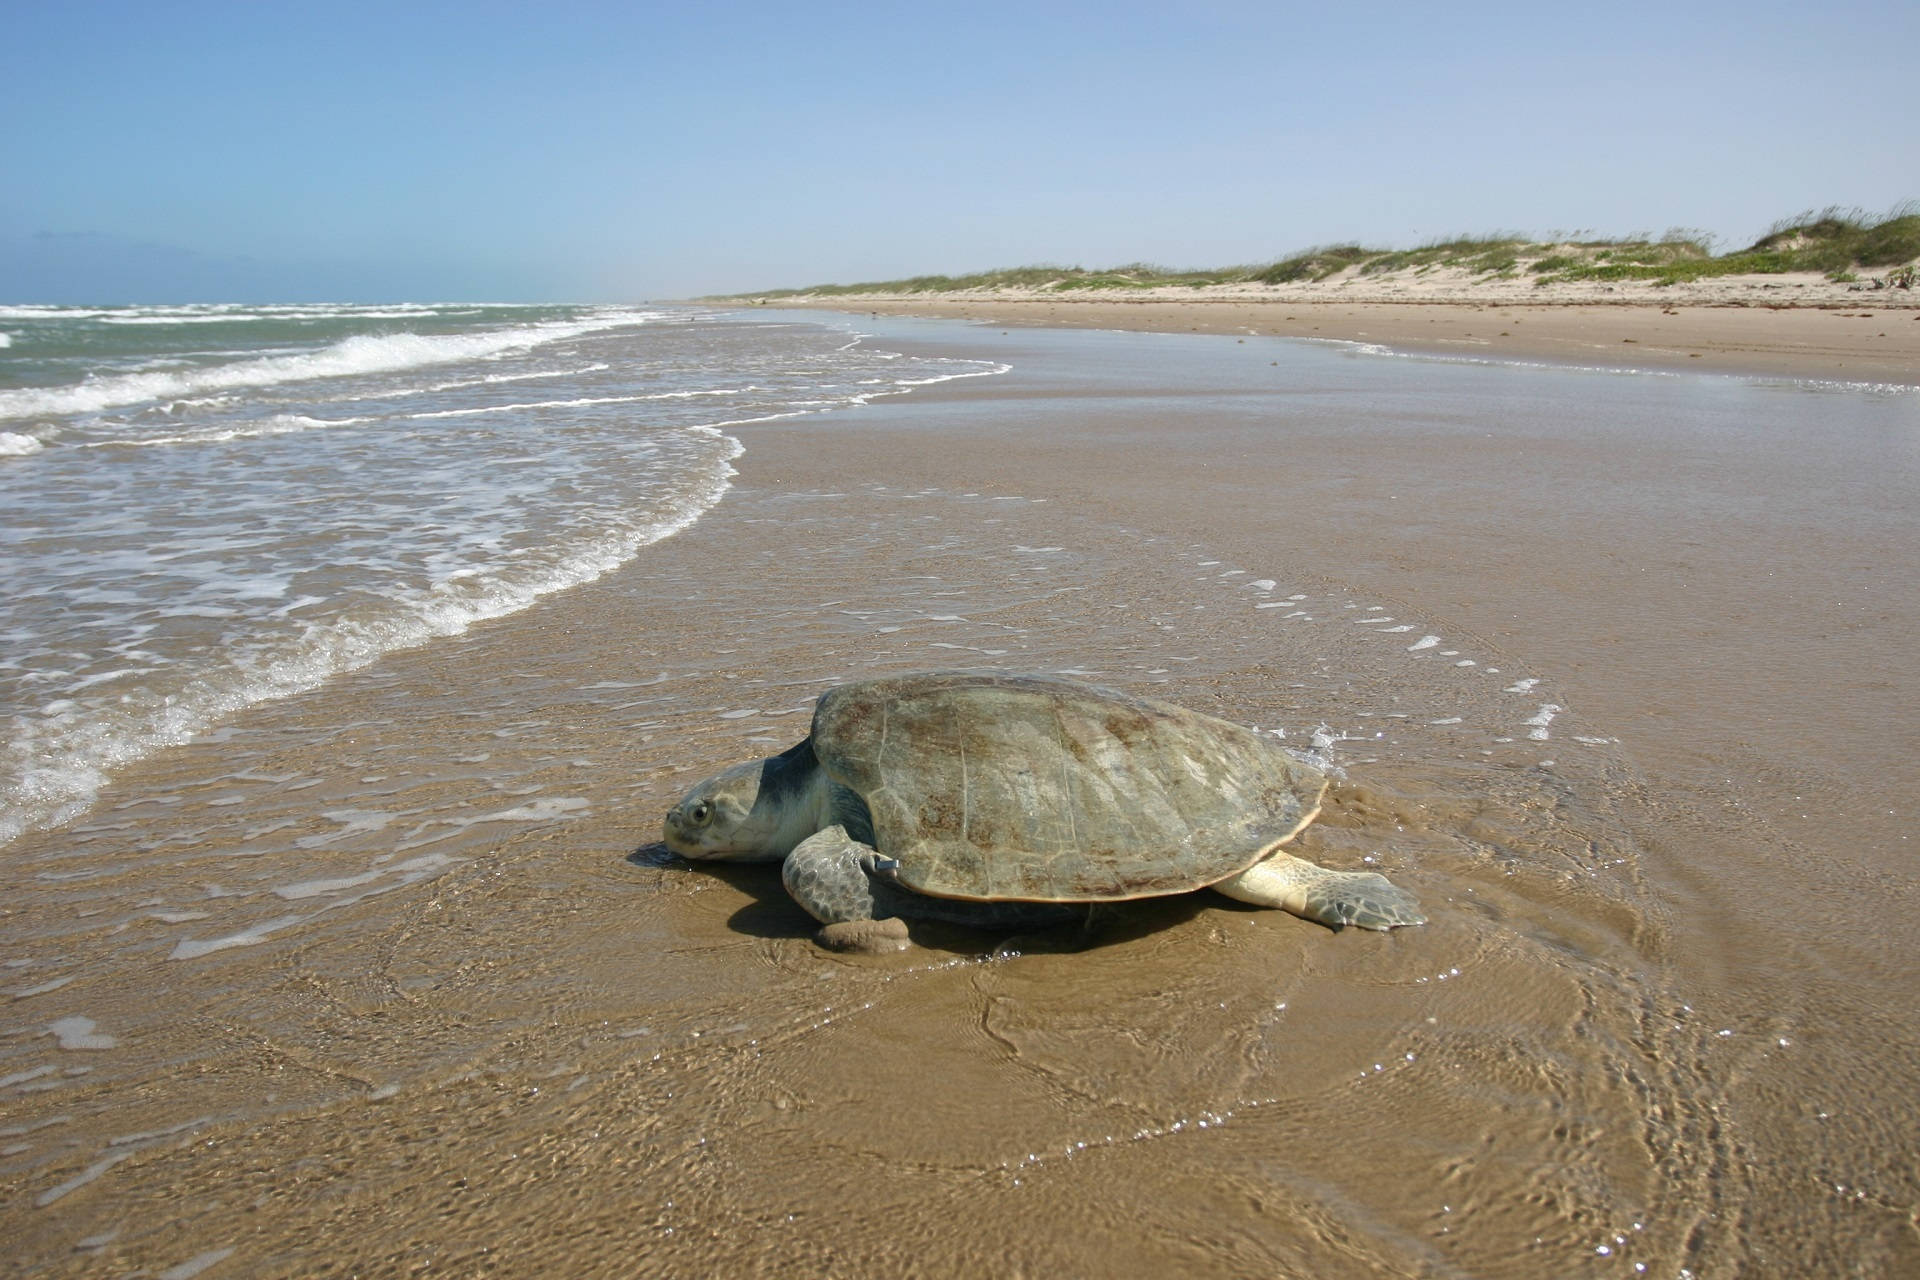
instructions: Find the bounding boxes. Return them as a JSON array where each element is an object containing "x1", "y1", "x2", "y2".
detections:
[{"x1": 726, "y1": 205, "x2": 1919, "y2": 298}]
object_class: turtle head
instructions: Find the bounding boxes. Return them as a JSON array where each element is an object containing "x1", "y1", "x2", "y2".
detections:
[{"x1": 663, "y1": 744, "x2": 823, "y2": 862}]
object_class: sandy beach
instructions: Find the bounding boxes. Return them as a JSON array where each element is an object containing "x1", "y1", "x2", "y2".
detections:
[
  {"x1": 4, "y1": 310, "x2": 1917, "y2": 1276},
  {"x1": 766, "y1": 287, "x2": 1920, "y2": 386}
]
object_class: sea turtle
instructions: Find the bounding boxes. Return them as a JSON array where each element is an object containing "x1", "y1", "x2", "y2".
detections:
[{"x1": 662, "y1": 672, "x2": 1425, "y2": 952}]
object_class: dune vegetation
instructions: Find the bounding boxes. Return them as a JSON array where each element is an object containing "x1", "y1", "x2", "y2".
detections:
[{"x1": 727, "y1": 205, "x2": 1920, "y2": 298}]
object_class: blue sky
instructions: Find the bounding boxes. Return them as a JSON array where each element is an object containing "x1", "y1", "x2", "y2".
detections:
[{"x1": 3, "y1": 0, "x2": 1915, "y2": 302}]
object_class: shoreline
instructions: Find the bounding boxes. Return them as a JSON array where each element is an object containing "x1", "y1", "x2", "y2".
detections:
[{"x1": 755, "y1": 296, "x2": 1920, "y2": 385}]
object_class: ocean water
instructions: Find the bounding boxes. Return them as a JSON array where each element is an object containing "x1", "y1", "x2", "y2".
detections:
[{"x1": 0, "y1": 303, "x2": 1005, "y2": 844}]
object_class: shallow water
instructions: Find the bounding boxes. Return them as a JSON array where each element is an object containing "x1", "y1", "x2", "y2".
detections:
[
  {"x1": 1, "y1": 312, "x2": 1915, "y2": 1276},
  {"x1": 0, "y1": 305, "x2": 1004, "y2": 844}
]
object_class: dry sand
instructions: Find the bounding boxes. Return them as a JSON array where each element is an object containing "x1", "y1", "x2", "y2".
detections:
[{"x1": 4, "y1": 314, "x2": 1917, "y2": 1277}]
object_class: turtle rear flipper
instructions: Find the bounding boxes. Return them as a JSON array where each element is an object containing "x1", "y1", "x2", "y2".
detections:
[{"x1": 1214, "y1": 852, "x2": 1426, "y2": 931}]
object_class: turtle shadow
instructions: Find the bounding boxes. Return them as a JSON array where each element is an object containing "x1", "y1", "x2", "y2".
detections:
[
  {"x1": 627, "y1": 841, "x2": 816, "y2": 941},
  {"x1": 893, "y1": 896, "x2": 1223, "y2": 956},
  {"x1": 626, "y1": 841, "x2": 678, "y2": 868},
  {"x1": 628, "y1": 842, "x2": 1243, "y2": 951},
  {"x1": 631, "y1": 843, "x2": 1352, "y2": 949},
  {"x1": 622, "y1": 852, "x2": 1328, "y2": 951}
]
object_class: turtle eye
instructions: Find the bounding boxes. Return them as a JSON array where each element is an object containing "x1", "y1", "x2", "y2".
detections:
[{"x1": 688, "y1": 801, "x2": 713, "y2": 826}]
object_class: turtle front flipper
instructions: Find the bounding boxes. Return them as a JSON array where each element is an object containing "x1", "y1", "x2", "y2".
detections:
[
  {"x1": 782, "y1": 826, "x2": 911, "y2": 952},
  {"x1": 1214, "y1": 851, "x2": 1426, "y2": 932}
]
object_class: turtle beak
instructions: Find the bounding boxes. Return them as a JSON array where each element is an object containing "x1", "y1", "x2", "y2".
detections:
[{"x1": 661, "y1": 808, "x2": 690, "y2": 853}]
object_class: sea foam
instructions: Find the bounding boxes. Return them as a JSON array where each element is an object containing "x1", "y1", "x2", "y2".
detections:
[
  {"x1": 0, "y1": 311, "x2": 655, "y2": 422},
  {"x1": 0, "y1": 429, "x2": 743, "y2": 847},
  {"x1": 85, "y1": 413, "x2": 375, "y2": 448}
]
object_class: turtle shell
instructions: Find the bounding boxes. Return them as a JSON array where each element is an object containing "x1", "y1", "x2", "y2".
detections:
[{"x1": 808, "y1": 672, "x2": 1326, "y2": 903}]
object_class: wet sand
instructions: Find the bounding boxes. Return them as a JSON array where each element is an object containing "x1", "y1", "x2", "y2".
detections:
[{"x1": 4, "y1": 317, "x2": 1918, "y2": 1276}]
